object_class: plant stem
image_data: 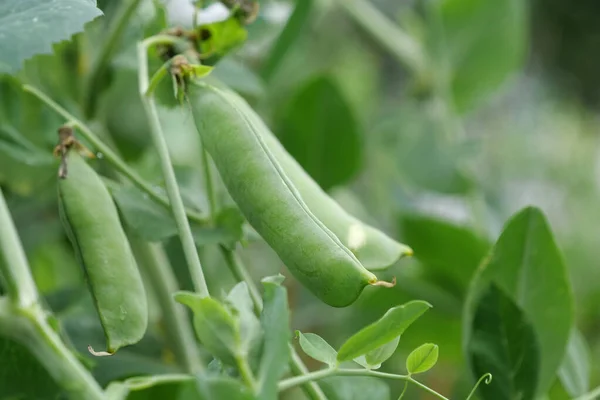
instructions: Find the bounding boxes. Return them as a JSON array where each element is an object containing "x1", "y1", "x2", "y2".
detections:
[
  {"x1": 0, "y1": 301, "x2": 106, "y2": 400},
  {"x1": 82, "y1": 0, "x2": 143, "y2": 118},
  {"x1": 278, "y1": 368, "x2": 449, "y2": 400},
  {"x1": 236, "y1": 354, "x2": 258, "y2": 392},
  {"x1": 219, "y1": 246, "x2": 328, "y2": 400},
  {"x1": 21, "y1": 84, "x2": 208, "y2": 226},
  {"x1": 336, "y1": 0, "x2": 426, "y2": 75},
  {"x1": 130, "y1": 240, "x2": 203, "y2": 373},
  {"x1": 0, "y1": 188, "x2": 38, "y2": 308},
  {"x1": 137, "y1": 38, "x2": 210, "y2": 298}
]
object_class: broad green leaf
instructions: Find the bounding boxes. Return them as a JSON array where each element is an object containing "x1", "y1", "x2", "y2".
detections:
[
  {"x1": 296, "y1": 331, "x2": 337, "y2": 367},
  {"x1": 364, "y1": 336, "x2": 400, "y2": 369},
  {"x1": 337, "y1": 300, "x2": 431, "y2": 362},
  {"x1": 430, "y1": 0, "x2": 527, "y2": 113},
  {"x1": 225, "y1": 282, "x2": 263, "y2": 367},
  {"x1": 406, "y1": 343, "x2": 439, "y2": 375},
  {"x1": 398, "y1": 214, "x2": 489, "y2": 294},
  {"x1": 277, "y1": 75, "x2": 362, "y2": 191},
  {"x1": 174, "y1": 292, "x2": 240, "y2": 366},
  {"x1": 321, "y1": 376, "x2": 390, "y2": 400},
  {"x1": 463, "y1": 207, "x2": 574, "y2": 395},
  {"x1": 558, "y1": 329, "x2": 590, "y2": 397},
  {"x1": 195, "y1": 375, "x2": 256, "y2": 400},
  {"x1": 0, "y1": 0, "x2": 103, "y2": 74},
  {"x1": 106, "y1": 374, "x2": 200, "y2": 400},
  {"x1": 467, "y1": 284, "x2": 539, "y2": 400},
  {"x1": 261, "y1": 0, "x2": 314, "y2": 82},
  {"x1": 257, "y1": 280, "x2": 291, "y2": 400}
]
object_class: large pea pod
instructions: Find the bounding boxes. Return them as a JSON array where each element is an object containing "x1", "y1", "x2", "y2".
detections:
[
  {"x1": 58, "y1": 151, "x2": 147, "y2": 353},
  {"x1": 189, "y1": 82, "x2": 380, "y2": 307}
]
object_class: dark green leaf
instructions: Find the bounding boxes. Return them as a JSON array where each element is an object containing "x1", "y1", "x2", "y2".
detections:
[
  {"x1": 467, "y1": 284, "x2": 539, "y2": 400},
  {"x1": 174, "y1": 292, "x2": 240, "y2": 366},
  {"x1": 277, "y1": 75, "x2": 362, "y2": 191},
  {"x1": 337, "y1": 300, "x2": 431, "y2": 362},
  {"x1": 321, "y1": 376, "x2": 390, "y2": 400},
  {"x1": 364, "y1": 336, "x2": 400, "y2": 369},
  {"x1": 257, "y1": 280, "x2": 290, "y2": 400},
  {"x1": 296, "y1": 331, "x2": 337, "y2": 367},
  {"x1": 463, "y1": 207, "x2": 574, "y2": 395},
  {"x1": 558, "y1": 329, "x2": 590, "y2": 397},
  {"x1": 195, "y1": 375, "x2": 256, "y2": 400},
  {"x1": 430, "y1": 0, "x2": 527, "y2": 112},
  {"x1": 406, "y1": 343, "x2": 439, "y2": 375},
  {"x1": 0, "y1": 0, "x2": 103, "y2": 74}
]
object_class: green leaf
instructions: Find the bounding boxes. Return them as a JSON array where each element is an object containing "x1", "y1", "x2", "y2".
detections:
[
  {"x1": 195, "y1": 375, "x2": 256, "y2": 400},
  {"x1": 0, "y1": 0, "x2": 103, "y2": 74},
  {"x1": 406, "y1": 343, "x2": 439, "y2": 375},
  {"x1": 558, "y1": 329, "x2": 590, "y2": 397},
  {"x1": 320, "y1": 376, "x2": 390, "y2": 400},
  {"x1": 277, "y1": 75, "x2": 362, "y2": 191},
  {"x1": 463, "y1": 207, "x2": 574, "y2": 395},
  {"x1": 256, "y1": 280, "x2": 291, "y2": 400},
  {"x1": 467, "y1": 284, "x2": 540, "y2": 400},
  {"x1": 430, "y1": 0, "x2": 527, "y2": 112},
  {"x1": 197, "y1": 16, "x2": 248, "y2": 65},
  {"x1": 225, "y1": 283, "x2": 263, "y2": 367},
  {"x1": 106, "y1": 374, "x2": 200, "y2": 400},
  {"x1": 174, "y1": 292, "x2": 240, "y2": 366},
  {"x1": 296, "y1": 331, "x2": 337, "y2": 367},
  {"x1": 364, "y1": 336, "x2": 400, "y2": 369},
  {"x1": 337, "y1": 300, "x2": 431, "y2": 362},
  {"x1": 0, "y1": 124, "x2": 55, "y2": 166}
]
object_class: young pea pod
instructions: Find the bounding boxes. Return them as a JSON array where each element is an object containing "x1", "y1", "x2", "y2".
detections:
[
  {"x1": 188, "y1": 82, "x2": 380, "y2": 307},
  {"x1": 224, "y1": 88, "x2": 412, "y2": 270},
  {"x1": 58, "y1": 151, "x2": 148, "y2": 353}
]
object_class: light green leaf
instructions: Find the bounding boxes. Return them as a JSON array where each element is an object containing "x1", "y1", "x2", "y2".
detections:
[
  {"x1": 296, "y1": 331, "x2": 337, "y2": 367},
  {"x1": 558, "y1": 329, "x2": 590, "y2": 397},
  {"x1": 406, "y1": 343, "x2": 439, "y2": 375},
  {"x1": 337, "y1": 300, "x2": 431, "y2": 362},
  {"x1": 467, "y1": 284, "x2": 539, "y2": 400},
  {"x1": 174, "y1": 292, "x2": 240, "y2": 366},
  {"x1": 256, "y1": 281, "x2": 291, "y2": 400},
  {"x1": 364, "y1": 336, "x2": 400, "y2": 369},
  {"x1": 463, "y1": 206, "x2": 574, "y2": 395},
  {"x1": 0, "y1": 0, "x2": 103, "y2": 74},
  {"x1": 260, "y1": 274, "x2": 285, "y2": 286},
  {"x1": 226, "y1": 283, "x2": 263, "y2": 366}
]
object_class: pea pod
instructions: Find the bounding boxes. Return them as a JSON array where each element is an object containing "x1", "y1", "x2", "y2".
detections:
[
  {"x1": 226, "y1": 88, "x2": 412, "y2": 270},
  {"x1": 58, "y1": 151, "x2": 147, "y2": 353},
  {"x1": 189, "y1": 82, "x2": 380, "y2": 307}
]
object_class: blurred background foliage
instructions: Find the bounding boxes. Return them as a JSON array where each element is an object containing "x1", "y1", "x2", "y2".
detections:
[{"x1": 1, "y1": 0, "x2": 599, "y2": 398}]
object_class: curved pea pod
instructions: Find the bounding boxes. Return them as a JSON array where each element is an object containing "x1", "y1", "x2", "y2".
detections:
[
  {"x1": 206, "y1": 83, "x2": 412, "y2": 270},
  {"x1": 188, "y1": 82, "x2": 381, "y2": 307},
  {"x1": 58, "y1": 151, "x2": 148, "y2": 353}
]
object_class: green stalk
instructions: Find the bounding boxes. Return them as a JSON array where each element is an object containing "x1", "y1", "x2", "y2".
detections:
[
  {"x1": 82, "y1": 0, "x2": 144, "y2": 118},
  {"x1": 130, "y1": 240, "x2": 204, "y2": 373},
  {"x1": 137, "y1": 37, "x2": 210, "y2": 298},
  {"x1": 21, "y1": 84, "x2": 209, "y2": 226}
]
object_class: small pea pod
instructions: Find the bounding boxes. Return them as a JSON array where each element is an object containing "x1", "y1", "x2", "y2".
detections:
[
  {"x1": 188, "y1": 82, "x2": 380, "y2": 307},
  {"x1": 58, "y1": 151, "x2": 147, "y2": 353}
]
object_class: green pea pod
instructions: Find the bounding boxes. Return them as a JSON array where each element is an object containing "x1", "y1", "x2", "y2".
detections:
[
  {"x1": 58, "y1": 151, "x2": 147, "y2": 353},
  {"x1": 189, "y1": 82, "x2": 380, "y2": 307}
]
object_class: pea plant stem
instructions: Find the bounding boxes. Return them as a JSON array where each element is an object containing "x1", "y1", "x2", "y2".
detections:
[
  {"x1": 21, "y1": 84, "x2": 208, "y2": 226},
  {"x1": 130, "y1": 240, "x2": 204, "y2": 373},
  {"x1": 219, "y1": 245, "x2": 329, "y2": 400},
  {"x1": 137, "y1": 38, "x2": 210, "y2": 298},
  {"x1": 0, "y1": 188, "x2": 38, "y2": 307},
  {"x1": 82, "y1": 0, "x2": 143, "y2": 118},
  {"x1": 278, "y1": 368, "x2": 450, "y2": 400}
]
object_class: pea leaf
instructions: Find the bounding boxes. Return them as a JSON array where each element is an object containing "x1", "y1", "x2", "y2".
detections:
[
  {"x1": 225, "y1": 282, "x2": 263, "y2": 368},
  {"x1": 105, "y1": 374, "x2": 200, "y2": 400},
  {"x1": 406, "y1": 343, "x2": 439, "y2": 375},
  {"x1": 296, "y1": 331, "x2": 337, "y2": 367},
  {"x1": 256, "y1": 280, "x2": 291, "y2": 400},
  {"x1": 195, "y1": 375, "x2": 257, "y2": 400},
  {"x1": 463, "y1": 207, "x2": 574, "y2": 395},
  {"x1": 174, "y1": 292, "x2": 240, "y2": 366},
  {"x1": 467, "y1": 284, "x2": 540, "y2": 400},
  {"x1": 364, "y1": 336, "x2": 400, "y2": 369},
  {"x1": 558, "y1": 329, "x2": 591, "y2": 397},
  {"x1": 277, "y1": 75, "x2": 362, "y2": 191},
  {"x1": 0, "y1": 0, "x2": 103, "y2": 74},
  {"x1": 337, "y1": 300, "x2": 431, "y2": 362},
  {"x1": 0, "y1": 125, "x2": 54, "y2": 166},
  {"x1": 320, "y1": 376, "x2": 390, "y2": 400}
]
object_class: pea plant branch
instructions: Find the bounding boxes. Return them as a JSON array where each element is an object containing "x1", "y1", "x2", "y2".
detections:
[
  {"x1": 137, "y1": 35, "x2": 210, "y2": 298},
  {"x1": 22, "y1": 84, "x2": 209, "y2": 226},
  {"x1": 0, "y1": 188, "x2": 105, "y2": 400}
]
